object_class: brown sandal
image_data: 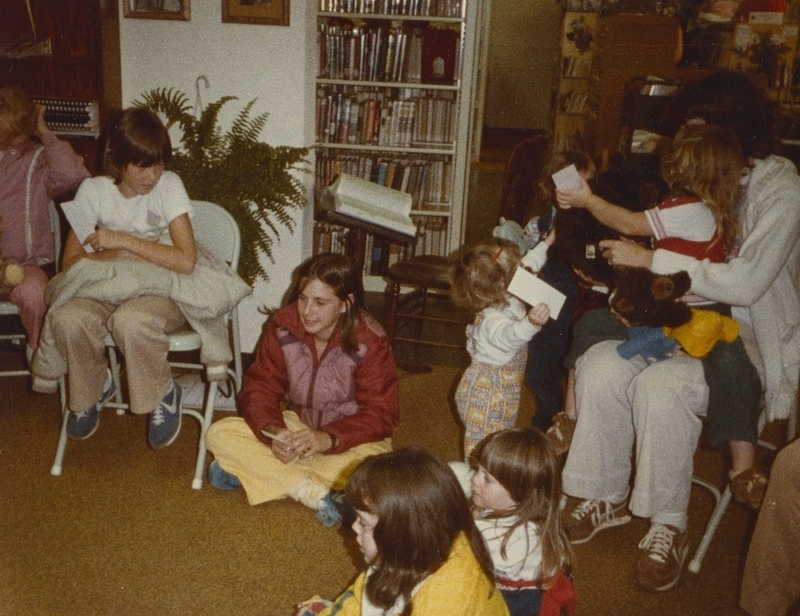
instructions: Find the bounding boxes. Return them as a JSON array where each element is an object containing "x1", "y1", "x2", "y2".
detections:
[
  {"x1": 729, "y1": 467, "x2": 768, "y2": 509},
  {"x1": 546, "y1": 412, "x2": 577, "y2": 456}
]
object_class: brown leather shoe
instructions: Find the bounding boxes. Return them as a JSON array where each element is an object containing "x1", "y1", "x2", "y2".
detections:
[
  {"x1": 729, "y1": 467, "x2": 768, "y2": 509},
  {"x1": 563, "y1": 498, "x2": 631, "y2": 544},
  {"x1": 635, "y1": 524, "x2": 689, "y2": 592}
]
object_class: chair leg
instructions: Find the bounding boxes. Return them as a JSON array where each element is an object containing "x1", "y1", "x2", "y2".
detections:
[
  {"x1": 191, "y1": 382, "x2": 218, "y2": 490},
  {"x1": 386, "y1": 281, "x2": 400, "y2": 342},
  {"x1": 108, "y1": 346, "x2": 125, "y2": 415},
  {"x1": 688, "y1": 484, "x2": 732, "y2": 574},
  {"x1": 51, "y1": 377, "x2": 69, "y2": 477}
]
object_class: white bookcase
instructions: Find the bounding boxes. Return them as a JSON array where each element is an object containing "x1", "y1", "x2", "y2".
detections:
[{"x1": 313, "y1": 0, "x2": 484, "y2": 290}]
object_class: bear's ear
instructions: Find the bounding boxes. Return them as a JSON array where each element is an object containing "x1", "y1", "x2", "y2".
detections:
[
  {"x1": 650, "y1": 276, "x2": 675, "y2": 301},
  {"x1": 672, "y1": 271, "x2": 692, "y2": 297}
]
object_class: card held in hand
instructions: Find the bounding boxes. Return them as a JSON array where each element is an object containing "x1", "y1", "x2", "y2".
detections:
[
  {"x1": 507, "y1": 267, "x2": 567, "y2": 320},
  {"x1": 551, "y1": 164, "x2": 582, "y2": 191}
]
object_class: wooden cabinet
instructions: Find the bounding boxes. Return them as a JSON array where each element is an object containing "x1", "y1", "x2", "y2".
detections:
[
  {"x1": 583, "y1": 14, "x2": 683, "y2": 166},
  {"x1": 0, "y1": 0, "x2": 122, "y2": 173},
  {"x1": 312, "y1": 0, "x2": 483, "y2": 287}
]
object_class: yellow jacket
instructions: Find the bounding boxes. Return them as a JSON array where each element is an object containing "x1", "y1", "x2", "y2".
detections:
[
  {"x1": 320, "y1": 533, "x2": 509, "y2": 616},
  {"x1": 664, "y1": 308, "x2": 740, "y2": 358}
]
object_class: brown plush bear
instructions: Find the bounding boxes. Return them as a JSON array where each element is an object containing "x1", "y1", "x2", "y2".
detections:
[
  {"x1": 610, "y1": 267, "x2": 693, "y2": 363},
  {"x1": 610, "y1": 267, "x2": 692, "y2": 328}
]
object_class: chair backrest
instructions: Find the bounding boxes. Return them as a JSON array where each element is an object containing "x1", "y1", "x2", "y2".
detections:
[
  {"x1": 498, "y1": 135, "x2": 550, "y2": 226},
  {"x1": 49, "y1": 200, "x2": 62, "y2": 273},
  {"x1": 190, "y1": 201, "x2": 241, "y2": 270}
]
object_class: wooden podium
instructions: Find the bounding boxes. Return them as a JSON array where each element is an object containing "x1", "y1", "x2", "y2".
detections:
[{"x1": 315, "y1": 188, "x2": 418, "y2": 285}]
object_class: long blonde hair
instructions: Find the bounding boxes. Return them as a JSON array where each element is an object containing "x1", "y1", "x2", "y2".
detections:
[{"x1": 661, "y1": 123, "x2": 743, "y2": 252}]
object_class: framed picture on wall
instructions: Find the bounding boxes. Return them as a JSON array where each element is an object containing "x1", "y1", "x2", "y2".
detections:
[
  {"x1": 222, "y1": 0, "x2": 290, "y2": 26},
  {"x1": 123, "y1": 0, "x2": 190, "y2": 20}
]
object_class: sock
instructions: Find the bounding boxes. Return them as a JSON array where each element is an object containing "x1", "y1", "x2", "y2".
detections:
[{"x1": 287, "y1": 478, "x2": 329, "y2": 510}]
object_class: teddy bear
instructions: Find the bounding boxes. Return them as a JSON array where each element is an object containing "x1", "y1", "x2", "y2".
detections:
[
  {"x1": 0, "y1": 257, "x2": 24, "y2": 295},
  {"x1": 492, "y1": 216, "x2": 529, "y2": 256},
  {"x1": 609, "y1": 267, "x2": 693, "y2": 363},
  {"x1": 609, "y1": 266, "x2": 741, "y2": 363}
]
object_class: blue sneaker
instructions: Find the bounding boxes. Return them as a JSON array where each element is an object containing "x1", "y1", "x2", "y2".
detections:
[
  {"x1": 316, "y1": 490, "x2": 355, "y2": 527},
  {"x1": 67, "y1": 370, "x2": 116, "y2": 440},
  {"x1": 147, "y1": 381, "x2": 182, "y2": 449},
  {"x1": 207, "y1": 460, "x2": 242, "y2": 490}
]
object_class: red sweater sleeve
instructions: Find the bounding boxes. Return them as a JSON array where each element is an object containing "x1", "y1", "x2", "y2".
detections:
[
  {"x1": 238, "y1": 323, "x2": 290, "y2": 445},
  {"x1": 321, "y1": 325, "x2": 400, "y2": 453}
]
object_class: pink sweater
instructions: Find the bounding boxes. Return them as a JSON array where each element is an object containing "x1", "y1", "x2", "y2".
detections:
[{"x1": 0, "y1": 132, "x2": 89, "y2": 264}]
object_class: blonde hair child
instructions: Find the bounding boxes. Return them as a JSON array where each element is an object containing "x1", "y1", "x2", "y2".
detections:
[{"x1": 450, "y1": 235, "x2": 553, "y2": 457}]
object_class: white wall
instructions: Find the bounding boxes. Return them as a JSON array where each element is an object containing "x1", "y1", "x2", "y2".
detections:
[{"x1": 118, "y1": 0, "x2": 317, "y2": 351}]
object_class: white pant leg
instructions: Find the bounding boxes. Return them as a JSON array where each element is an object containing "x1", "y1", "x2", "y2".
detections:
[
  {"x1": 628, "y1": 350, "x2": 708, "y2": 530},
  {"x1": 562, "y1": 340, "x2": 643, "y2": 503}
]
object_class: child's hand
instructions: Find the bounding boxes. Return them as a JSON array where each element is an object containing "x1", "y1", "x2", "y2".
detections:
[
  {"x1": 556, "y1": 176, "x2": 592, "y2": 210},
  {"x1": 83, "y1": 228, "x2": 142, "y2": 253},
  {"x1": 33, "y1": 105, "x2": 50, "y2": 138},
  {"x1": 527, "y1": 303, "x2": 550, "y2": 326}
]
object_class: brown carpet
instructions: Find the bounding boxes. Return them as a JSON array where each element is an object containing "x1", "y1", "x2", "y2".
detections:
[{"x1": 1, "y1": 333, "x2": 765, "y2": 616}]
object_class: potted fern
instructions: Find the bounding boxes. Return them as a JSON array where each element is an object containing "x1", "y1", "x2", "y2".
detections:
[{"x1": 133, "y1": 88, "x2": 309, "y2": 285}]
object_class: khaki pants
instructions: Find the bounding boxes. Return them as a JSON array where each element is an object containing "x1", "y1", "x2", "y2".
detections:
[
  {"x1": 49, "y1": 296, "x2": 185, "y2": 414},
  {"x1": 562, "y1": 340, "x2": 708, "y2": 530},
  {"x1": 205, "y1": 413, "x2": 392, "y2": 506}
]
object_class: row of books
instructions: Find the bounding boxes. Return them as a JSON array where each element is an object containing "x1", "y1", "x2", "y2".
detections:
[
  {"x1": 558, "y1": 88, "x2": 588, "y2": 114},
  {"x1": 319, "y1": 22, "x2": 459, "y2": 85},
  {"x1": 316, "y1": 88, "x2": 456, "y2": 147},
  {"x1": 318, "y1": 0, "x2": 462, "y2": 18},
  {"x1": 313, "y1": 214, "x2": 449, "y2": 276},
  {"x1": 316, "y1": 151, "x2": 453, "y2": 210},
  {"x1": 31, "y1": 97, "x2": 100, "y2": 137},
  {"x1": 562, "y1": 56, "x2": 593, "y2": 78}
]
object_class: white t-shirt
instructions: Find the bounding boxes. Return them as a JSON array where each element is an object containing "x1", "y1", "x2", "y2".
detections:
[
  {"x1": 73, "y1": 171, "x2": 192, "y2": 244},
  {"x1": 475, "y1": 515, "x2": 544, "y2": 587}
]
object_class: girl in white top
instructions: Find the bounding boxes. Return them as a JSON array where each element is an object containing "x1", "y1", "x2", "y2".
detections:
[
  {"x1": 450, "y1": 235, "x2": 553, "y2": 457},
  {"x1": 452, "y1": 427, "x2": 575, "y2": 616}
]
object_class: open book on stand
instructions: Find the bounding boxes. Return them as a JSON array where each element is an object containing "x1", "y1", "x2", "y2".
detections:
[{"x1": 324, "y1": 173, "x2": 418, "y2": 238}]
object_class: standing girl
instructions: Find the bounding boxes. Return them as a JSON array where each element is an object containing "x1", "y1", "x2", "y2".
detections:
[
  {"x1": 300, "y1": 446, "x2": 509, "y2": 616},
  {"x1": 453, "y1": 428, "x2": 576, "y2": 616},
  {"x1": 451, "y1": 236, "x2": 553, "y2": 457},
  {"x1": 558, "y1": 122, "x2": 766, "y2": 509}
]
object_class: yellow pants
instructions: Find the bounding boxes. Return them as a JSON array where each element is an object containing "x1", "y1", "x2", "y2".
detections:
[{"x1": 205, "y1": 412, "x2": 392, "y2": 506}]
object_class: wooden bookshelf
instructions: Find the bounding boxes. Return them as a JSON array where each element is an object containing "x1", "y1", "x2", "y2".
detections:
[
  {"x1": 0, "y1": 0, "x2": 121, "y2": 174},
  {"x1": 312, "y1": 0, "x2": 482, "y2": 288}
]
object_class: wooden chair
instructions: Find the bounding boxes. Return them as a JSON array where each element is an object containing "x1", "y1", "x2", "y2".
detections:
[
  {"x1": 498, "y1": 134, "x2": 550, "y2": 224},
  {"x1": 385, "y1": 135, "x2": 551, "y2": 370}
]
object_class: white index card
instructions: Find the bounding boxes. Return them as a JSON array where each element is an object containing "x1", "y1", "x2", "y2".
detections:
[
  {"x1": 507, "y1": 267, "x2": 567, "y2": 320},
  {"x1": 60, "y1": 200, "x2": 96, "y2": 254},
  {"x1": 551, "y1": 164, "x2": 582, "y2": 191}
]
